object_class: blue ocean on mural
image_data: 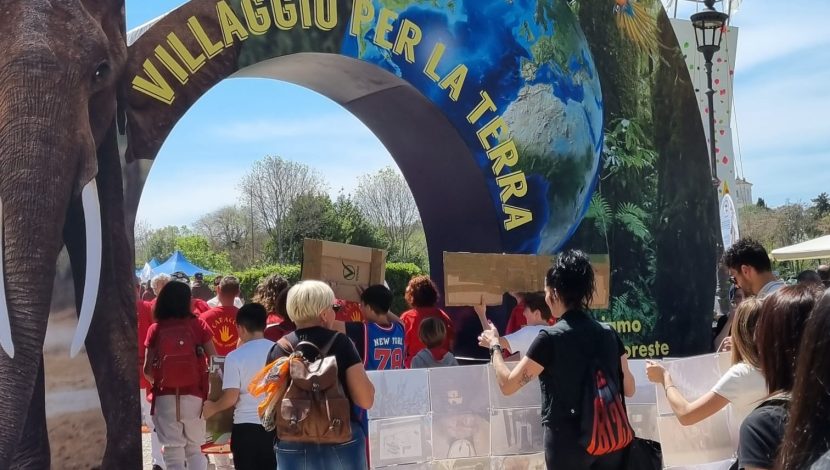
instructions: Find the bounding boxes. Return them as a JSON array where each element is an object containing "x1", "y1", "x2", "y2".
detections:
[{"x1": 342, "y1": 0, "x2": 603, "y2": 253}]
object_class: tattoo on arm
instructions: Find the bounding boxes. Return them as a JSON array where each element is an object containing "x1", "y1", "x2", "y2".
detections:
[{"x1": 519, "y1": 371, "x2": 533, "y2": 387}]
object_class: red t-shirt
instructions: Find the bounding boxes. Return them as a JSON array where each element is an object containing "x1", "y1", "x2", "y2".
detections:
[
  {"x1": 400, "y1": 307, "x2": 455, "y2": 368},
  {"x1": 199, "y1": 306, "x2": 239, "y2": 356},
  {"x1": 505, "y1": 302, "x2": 527, "y2": 335},
  {"x1": 149, "y1": 298, "x2": 210, "y2": 317},
  {"x1": 144, "y1": 317, "x2": 212, "y2": 398},
  {"x1": 191, "y1": 298, "x2": 211, "y2": 315},
  {"x1": 264, "y1": 313, "x2": 295, "y2": 342},
  {"x1": 137, "y1": 300, "x2": 153, "y2": 390},
  {"x1": 335, "y1": 299, "x2": 364, "y2": 322}
]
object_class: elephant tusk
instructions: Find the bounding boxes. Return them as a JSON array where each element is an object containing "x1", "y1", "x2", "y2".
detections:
[
  {"x1": 0, "y1": 196, "x2": 15, "y2": 358},
  {"x1": 70, "y1": 181, "x2": 102, "y2": 358}
]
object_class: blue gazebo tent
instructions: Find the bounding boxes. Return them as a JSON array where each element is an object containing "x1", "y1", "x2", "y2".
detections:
[{"x1": 152, "y1": 251, "x2": 215, "y2": 277}]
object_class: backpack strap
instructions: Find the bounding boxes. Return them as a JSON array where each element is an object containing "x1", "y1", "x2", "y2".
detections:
[
  {"x1": 266, "y1": 332, "x2": 299, "y2": 364},
  {"x1": 319, "y1": 332, "x2": 339, "y2": 357}
]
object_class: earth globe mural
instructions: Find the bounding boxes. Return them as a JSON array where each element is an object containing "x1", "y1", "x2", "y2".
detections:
[{"x1": 342, "y1": 0, "x2": 604, "y2": 254}]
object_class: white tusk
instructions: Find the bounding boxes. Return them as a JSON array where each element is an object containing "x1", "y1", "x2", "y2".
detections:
[
  {"x1": 0, "y1": 196, "x2": 15, "y2": 358},
  {"x1": 70, "y1": 181, "x2": 102, "y2": 358}
]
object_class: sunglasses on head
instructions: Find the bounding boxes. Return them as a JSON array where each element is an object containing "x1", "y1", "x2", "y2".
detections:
[{"x1": 332, "y1": 303, "x2": 342, "y2": 313}]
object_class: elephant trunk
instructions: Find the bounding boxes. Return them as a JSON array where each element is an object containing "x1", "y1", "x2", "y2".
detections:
[{"x1": 0, "y1": 69, "x2": 103, "y2": 464}]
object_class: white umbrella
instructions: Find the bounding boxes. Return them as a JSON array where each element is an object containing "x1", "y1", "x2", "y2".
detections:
[{"x1": 770, "y1": 235, "x2": 830, "y2": 262}]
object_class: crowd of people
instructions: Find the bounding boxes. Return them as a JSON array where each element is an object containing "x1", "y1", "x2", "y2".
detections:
[
  {"x1": 647, "y1": 238, "x2": 830, "y2": 470},
  {"x1": 135, "y1": 238, "x2": 830, "y2": 470}
]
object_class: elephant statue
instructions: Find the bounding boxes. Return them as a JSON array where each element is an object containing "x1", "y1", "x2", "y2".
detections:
[{"x1": 0, "y1": 1, "x2": 140, "y2": 468}]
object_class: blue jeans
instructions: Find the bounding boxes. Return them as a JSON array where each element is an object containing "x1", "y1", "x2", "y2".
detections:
[{"x1": 274, "y1": 423, "x2": 367, "y2": 470}]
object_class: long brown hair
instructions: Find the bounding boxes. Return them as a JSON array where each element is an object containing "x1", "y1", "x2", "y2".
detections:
[
  {"x1": 775, "y1": 290, "x2": 830, "y2": 470},
  {"x1": 730, "y1": 297, "x2": 762, "y2": 368},
  {"x1": 755, "y1": 285, "x2": 821, "y2": 394},
  {"x1": 252, "y1": 274, "x2": 289, "y2": 317}
]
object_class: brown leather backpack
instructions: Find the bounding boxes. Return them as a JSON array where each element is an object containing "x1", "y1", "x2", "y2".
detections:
[{"x1": 274, "y1": 333, "x2": 352, "y2": 444}]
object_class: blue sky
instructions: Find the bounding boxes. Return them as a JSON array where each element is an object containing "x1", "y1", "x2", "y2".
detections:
[{"x1": 129, "y1": 1, "x2": 830, "y2": 228}]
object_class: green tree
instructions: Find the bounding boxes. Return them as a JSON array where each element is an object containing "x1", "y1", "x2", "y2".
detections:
[
  {"x1": 138, "y1": 225, "x2": 191, "y2": 265},
  {"x1": 328, "y1": 194, "x2": 385, "y2": 249},
  {"x1": 354, "y1": 167, "x2": 421, "y2": 262},
  {"x1": 811, "y1": 192, "x2": 830, "y2": 221},
  {"x1": 240, "y1": 155, "x2": 327, "y2": 264},
  {"x1": 175, "y1": 235, "x2": 233, "y2": 273},
  {"x1": 193, "y1": 205, "x2": 262, "y2": 269},
  {"x1": 274, "y1": 193, "x2": 386, "y2": 264},
  {"x1": 280, "y1": 193, "x2": 336, "y2": 263}
]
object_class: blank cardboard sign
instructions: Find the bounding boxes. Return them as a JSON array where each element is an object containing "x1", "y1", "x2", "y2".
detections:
[
  {"x1": 627, "y1": 404, "x2": 659, "y2": 442},
  {"x1": 627, "y1": 360, "x2": 658, "y2": 405},
  {"x1": 657, "y1": 354, "x2": 723, "y2": 416},
  {"x1": 489, "y1": 408, "x2": 543, "y2": 456},
  {"x1": 443, "y1": 252, "x2": 609, "y2": 309},
  {"x1": 658, "y1": 409, "x2": 734, "y2": 467},
  {"x1": 367, "y1": 368, "x2": 430, "y2": 419}
]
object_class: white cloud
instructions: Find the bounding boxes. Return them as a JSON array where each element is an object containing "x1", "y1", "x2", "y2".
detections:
[{"x1": 214, "y1": 114, "x2": 379, "y2": 142}]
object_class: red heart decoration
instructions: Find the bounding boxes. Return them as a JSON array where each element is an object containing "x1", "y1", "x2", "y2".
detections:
[
  {"x1": 722, "y1": 156, "x2": 729, "y2": 164},
  {"x1": 720, "y1": 89, "x2": 727, "y2": 95},
  {"x1": 715, "y1": 79, "x2": 721, "y2": 85},
  {"x1": 720, "y1": 130, "x2": 726, "y2": 135}
]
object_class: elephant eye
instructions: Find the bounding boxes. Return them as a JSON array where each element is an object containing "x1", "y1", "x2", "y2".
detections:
[{"x1": 93, "y1": 61, "x2": 111, "y2": 83}]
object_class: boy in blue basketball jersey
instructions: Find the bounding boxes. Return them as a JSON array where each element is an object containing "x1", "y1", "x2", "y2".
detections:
[{"x1": 331, "y1": 285, "x2": 405, "y2": 370}]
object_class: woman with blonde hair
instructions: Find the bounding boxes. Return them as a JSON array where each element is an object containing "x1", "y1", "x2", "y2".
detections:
[
  {"x1": 646, "y1": 298, "x2": 767, "y2": 447},
  {"x1": 269, "y1": 280, "x2": 375, "y2": 469}
]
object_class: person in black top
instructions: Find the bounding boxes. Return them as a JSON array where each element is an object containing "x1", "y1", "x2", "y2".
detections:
[
  {"x1": 480, "y1": 250, "x2": 635, "y2": 469},
  {"x1": 736, "y1": 284, "x2": 821, "y2": 470},
  {"x1": 271, "y1": 280, "x2": 375, "y2": 470},
  {"x1": 777, "y1": 290, "x2": 830, "y2": 469}
]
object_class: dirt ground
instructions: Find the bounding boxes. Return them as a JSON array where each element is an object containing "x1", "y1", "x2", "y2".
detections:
[{"x1": 43, "y1": 309, "x2": 107, "y2": 469}]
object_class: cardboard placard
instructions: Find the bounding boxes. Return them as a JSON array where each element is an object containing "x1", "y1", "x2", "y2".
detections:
[
  {"x1": 443, "y1": 252, "x2": 610, "y2": 309},
  {"x1": 301, "y1": 239, "x2": 387, "y2": 302},
  {"x1": 203, "y1": 357, "x2": 233, "y2": 454}
]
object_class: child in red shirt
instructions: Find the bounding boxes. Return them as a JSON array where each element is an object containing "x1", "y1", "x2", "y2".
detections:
[{"x1": 400, "y1": 276, "x2": 455, "y2": 368}]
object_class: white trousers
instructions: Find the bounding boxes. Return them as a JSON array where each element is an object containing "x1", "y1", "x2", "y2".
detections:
[
  {"x1": 141, "y1": 389, "x2": 165, "y2": 468},
  {"x1": 152, "y1": 395, "x2": 208, "y2": 470}
]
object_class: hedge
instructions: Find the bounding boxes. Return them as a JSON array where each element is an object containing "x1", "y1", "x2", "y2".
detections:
[
  {"x1": 385, "y1": 262, "x2": 426, "y2": 313},
  {"x1": 222, "y1": 262, "x2": 425, "y2": 313}
]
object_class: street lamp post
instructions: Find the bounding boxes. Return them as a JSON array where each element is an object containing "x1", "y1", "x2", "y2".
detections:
[
  {"x1": 691, "y1": 0, "x2": 731, "y2": 320},
  {"x1": 691, "y1": 0, "x2": 729, "y2": 188}
]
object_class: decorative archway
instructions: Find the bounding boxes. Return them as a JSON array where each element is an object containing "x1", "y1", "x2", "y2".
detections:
[{"x1": 124, "y1": 0, "x2": 606, "y2": 280}]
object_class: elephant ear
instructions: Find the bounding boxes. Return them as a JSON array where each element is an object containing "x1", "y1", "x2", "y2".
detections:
[
  {"x1": 80, "y1": 0, "x2": 127, "y2": 47},
  {"x1": 78, "y1": 0, "x2": 128, "y2": 179}
]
